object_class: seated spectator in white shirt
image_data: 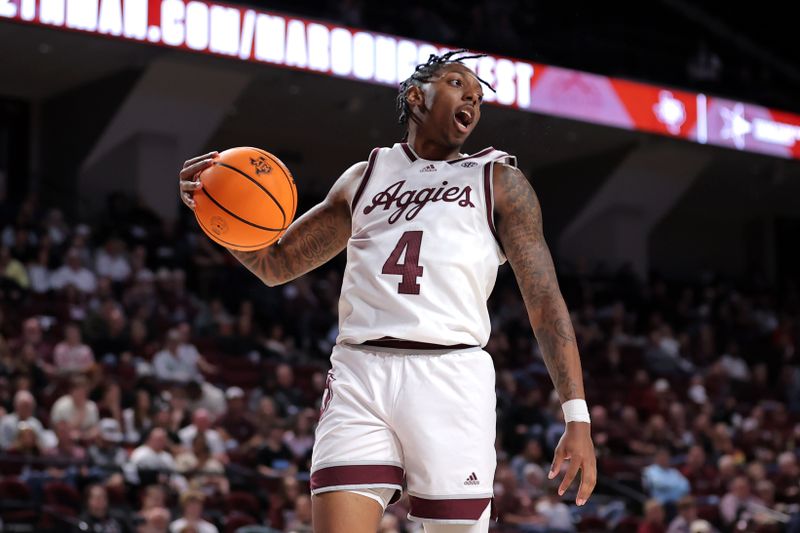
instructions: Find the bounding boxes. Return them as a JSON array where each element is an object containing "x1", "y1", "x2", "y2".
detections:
[
  {"x1": 88, "y1": 418, "x2": 128, "y2": 472},
  {"x1": 170, "y1": 490, "x2": 219, "y2": 533},
  {"x1": 95, "y1": 238, "x2": 131, "y2": 283},
  {"x1": 178, "y1": 408, "x2": 226, "y2": 458},
  {"x1": 50, "y1": 247, "x2": 97, "y2": 294},
  {"x1": 129, "y1": 427, "x2": 189, "y2": 493},
  {"x1": 719, "y1": 475, "x2": 764, "y2": 527},
  {"x1": 130, "y1": 427, "x2": 177, "y2": 473},
  {"x1": 0, "y1": 390, "x2": 45, "y2": 449},
  {"x1": 186, "y1": 381, "x2": 226, "y2": 419},
  {"x1": 26, "y1": 246, "x2": 52, "y2": 294},
  {"x1": 152, "y1": 329, "x2": 217, "y2": 384},
  {"x1": 50, "y1": 375, "x2": 99, "y2": 440},
  {"x1": 53, "y1": 322, "x2": 95, "y2": 375}
]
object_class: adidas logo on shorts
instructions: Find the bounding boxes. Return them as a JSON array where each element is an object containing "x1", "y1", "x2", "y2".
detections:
[
  {"x1": 420, "y1": 164, "x2": 437, "y2": 172},
  {"x1": 464, "y1": 472, "x2": 480, "y2": 486}
]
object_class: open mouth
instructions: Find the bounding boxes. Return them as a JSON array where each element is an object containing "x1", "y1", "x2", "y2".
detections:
[{"x1": 454, "y1": 107, "x2": 474, "y2": 133}]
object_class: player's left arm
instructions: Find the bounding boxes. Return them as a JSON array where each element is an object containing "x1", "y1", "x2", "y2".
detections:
[{"x1": 493, "y1": 162, "x2": 596, "y2": 506}]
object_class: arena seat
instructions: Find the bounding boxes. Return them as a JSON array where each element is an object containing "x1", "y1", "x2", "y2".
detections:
[
  {"x1": 0, "y1": 477, "x2": 38, "y2": 527},
  {"x1": 224, "y1": 491, "x2": 262, "y2": 520}
]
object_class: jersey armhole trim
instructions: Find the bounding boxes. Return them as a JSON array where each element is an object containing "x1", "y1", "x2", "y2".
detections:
[
  {"x1": 350, "y1": 148, "x2": 380, "y2": 213},
  {"x1": 482, "y1": 162, "x2": 505, "y2": 254}
]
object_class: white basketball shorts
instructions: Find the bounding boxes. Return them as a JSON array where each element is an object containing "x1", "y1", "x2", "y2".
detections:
[{"x1": 310, "y1": 343, "x2": 497, "y2": 524}]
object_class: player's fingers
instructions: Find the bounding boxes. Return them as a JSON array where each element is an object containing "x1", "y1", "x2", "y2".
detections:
[
  {"x1": 181, "y1": 192, "x2": 196, "y2": 210},
  {"x1": 558, "y1": 458, "x2": 581, "y2": 496},
  {"x1": 549, "y1": 446, "x2": 566, "y2": 480},
  {"x1": 575, "y1": 458, "x2": 597, "y2": 506},
  {"x1": 179, "y1": 179, "x2": 202, "y2": 191},
  {"x1": 183, "y1": 151, "x2": 218, "y2": 168},
  {"x1": 179, "y1": 158, "x2": 215, "y2": 182}
]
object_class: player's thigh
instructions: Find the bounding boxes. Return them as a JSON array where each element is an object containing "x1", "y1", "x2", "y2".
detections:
[
  {"x1": 312, "y1": 490, "x2": 384, "y2": 533},
  {"x1": 311, "y1": 346, "x2": 404, "y2": 498},
  {"x1": 395, "y1": 349, "x2": 497, "y2": 523}
]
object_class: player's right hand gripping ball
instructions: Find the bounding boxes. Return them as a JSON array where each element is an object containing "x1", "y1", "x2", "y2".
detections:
[{"x1": 194, "y1": 147, "x2": 297, "y2": 251}]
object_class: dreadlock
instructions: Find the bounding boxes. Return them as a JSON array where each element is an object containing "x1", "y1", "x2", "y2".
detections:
[{"x1": 396, "y1": 49, "x2": 496, "y2": 138}]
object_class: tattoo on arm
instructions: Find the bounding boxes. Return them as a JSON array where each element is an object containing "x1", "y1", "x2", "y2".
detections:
[
  {"x1": 494, "y1": 164, "x2": 584, "y2": 402},
  {"x1": 229, "y1": 200, "x2": 351, "y2": 286}
]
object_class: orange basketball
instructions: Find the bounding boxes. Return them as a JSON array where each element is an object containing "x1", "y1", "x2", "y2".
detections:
[{"x1": 194, "y1": 147, "x2": 297, "y2": 251}]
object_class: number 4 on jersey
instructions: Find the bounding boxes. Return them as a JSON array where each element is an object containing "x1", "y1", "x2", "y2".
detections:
[{"x1": 382, "y1": 231, "x2": 424, "y2": 294}]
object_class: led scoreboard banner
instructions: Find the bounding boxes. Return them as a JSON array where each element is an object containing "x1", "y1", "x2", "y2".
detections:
[{"x1": 3, "y1": 0, "x2": 800, "y2": 160}]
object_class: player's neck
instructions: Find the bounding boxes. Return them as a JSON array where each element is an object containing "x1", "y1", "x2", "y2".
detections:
[{"x1": 406, "y1": 133, "x2": 462, "y2": 161}]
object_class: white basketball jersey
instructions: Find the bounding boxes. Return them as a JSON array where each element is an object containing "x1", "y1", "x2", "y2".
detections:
[{"x1": 336, "y1": 142, "x2": 516, "y2": 348}]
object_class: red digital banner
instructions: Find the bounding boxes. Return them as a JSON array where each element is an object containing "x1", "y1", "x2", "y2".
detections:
[{"x1": 2, "y1": 0, "x2": 799, "y2": 159}]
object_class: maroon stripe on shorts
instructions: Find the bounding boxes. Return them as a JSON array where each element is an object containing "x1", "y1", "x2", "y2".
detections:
[
  {"x1": 409, "y1": 495, "x2": 492, "y2": 521},
  {"x1": 310, "y1": 464, "x2": 404, "y2": 491},
  {"x1": 362, "y1": 338, "x2": 477, "y2": 351},
  {"x1": 351, "y1": 148, "x2": 380, "y2": 212}
]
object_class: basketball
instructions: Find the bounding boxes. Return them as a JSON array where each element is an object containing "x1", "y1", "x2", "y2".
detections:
[{"x1": 193, "y1": 147, "x2": 297, "y2": 251}]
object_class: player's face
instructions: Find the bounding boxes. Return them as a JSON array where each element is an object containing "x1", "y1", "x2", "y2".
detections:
[{"x1": 418, "y1": 64, "x2": 484, "y2": 147}]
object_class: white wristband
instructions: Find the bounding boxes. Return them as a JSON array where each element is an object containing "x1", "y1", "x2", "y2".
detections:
[{"x1": 562, "y1": 399, "x2": 591, "y2": 423}]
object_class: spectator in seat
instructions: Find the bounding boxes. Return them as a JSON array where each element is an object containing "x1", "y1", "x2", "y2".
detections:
[
  {"x1": 77, "y1": 484, "x2": 126, "y2": 533},
  {"x1": 177, "y1": 408, "x2": 226, "y2": 459},
  {"x1": 0, "y1": 389, "x2": 45, "y2": 449},
  {"x1": 181, "y1": 433, "x2": 229, "y2": 496},
  {"x1": 53, "y1": 322, "x2": 95, "y2": 375},
  {"x1": 217, "y1": 386, "x2": 255, "y2": 449},
  {"x1": 775, "y1": 451, "x2": 800, "y2": 504},
  {"x1": 256, "y1": 423, "x2": 295, "y2": 478},
  {"x1": 50, "y1": 247, "x2": 97, "y2": 294},
  {"x1": 667, "y1": 496, "x2": 702, "y2": 533},
  {"x1": 123, "y1": 387, "x2": 153, "y2": 445},
  {"x1": 131, "y1": 483, "x2": 169, "y2": 531},
  {"x1": 534, "y1": 483, "x2": 574, "y2": 532},
  {"x1": 0, "y1": 244, "x2": 29, "y2": 289},
  {"x1": 50, "y1": 375, "x2": 99, "y2": 440},
  {"x1": 510, "y1": 438, "x2": 545, "y2": 484},
  {"x1": 680, "y1": 445, "x2": 719, "y2": 496},
  {"x1": 153, "y1": 329, "x2": 216, "y2": 384},
  {"x1": 719, "y1": 475, "x2": 764, "y2": 528},
  {"x1": 88, "y1": 418, "x2": 127, "y2": 475},
  {"x1": 642, "y1": 447, "x2": 691, "y2": 506},
  {"x1": 95, "y1": 237, "x2": 131, "y2": 284},
  {"x1": 11, "y1": 316, "x2": 53, "y2": 363},
  {"x1": 51, "y1": 419, "x2": 87, "y2": 461},
  {"x1": 639, "y1": 499, "x2": 666, "y2": 533},
  {"x1": 268, "y1": 364, "x2": 305, "y2": 417},
  {"x1": 284, "y1": 494, "x2": 312, "y2": 533},
  {"x1": 247, "y1": 396, "x2": 279, "y2": 449},
  {"x1": 283, "y1": 408, "x2": 315, "y2": 462},
  {"x1": 169, "y1": 490, "x2": 218, "y2": 533},
  {"x1": 25, "y1": 244, "x2": 52, "y2": 294},
  {"x1": 129, "y1": 427, "x2": 181, "y2": 489},
  {"x1": 7, "y1": 421, "x2": 44, "y2": 461},
  {"x1": 185, "y1": 381, "x2": 226, "y2": 419}
]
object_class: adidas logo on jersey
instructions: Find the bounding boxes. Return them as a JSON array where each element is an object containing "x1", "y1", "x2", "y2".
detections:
[
  {"x1": 461, "y1": 161, "x2": 478, "y2": 168},
  {"x1": 464, "y1": 472, "x2": 480, "y2": 485},
  {"x1": 420, "y1": 164, "x2": 437, "y2": 172}
]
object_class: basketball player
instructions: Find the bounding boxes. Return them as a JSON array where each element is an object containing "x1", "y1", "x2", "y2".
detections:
[{"x1": 178, "y1": 50, "x2": 595, "y2": 533}]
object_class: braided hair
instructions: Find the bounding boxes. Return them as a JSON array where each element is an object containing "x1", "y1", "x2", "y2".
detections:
[{"x1": 396, "y1": 49, "x2": 496, "y2": 139}]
